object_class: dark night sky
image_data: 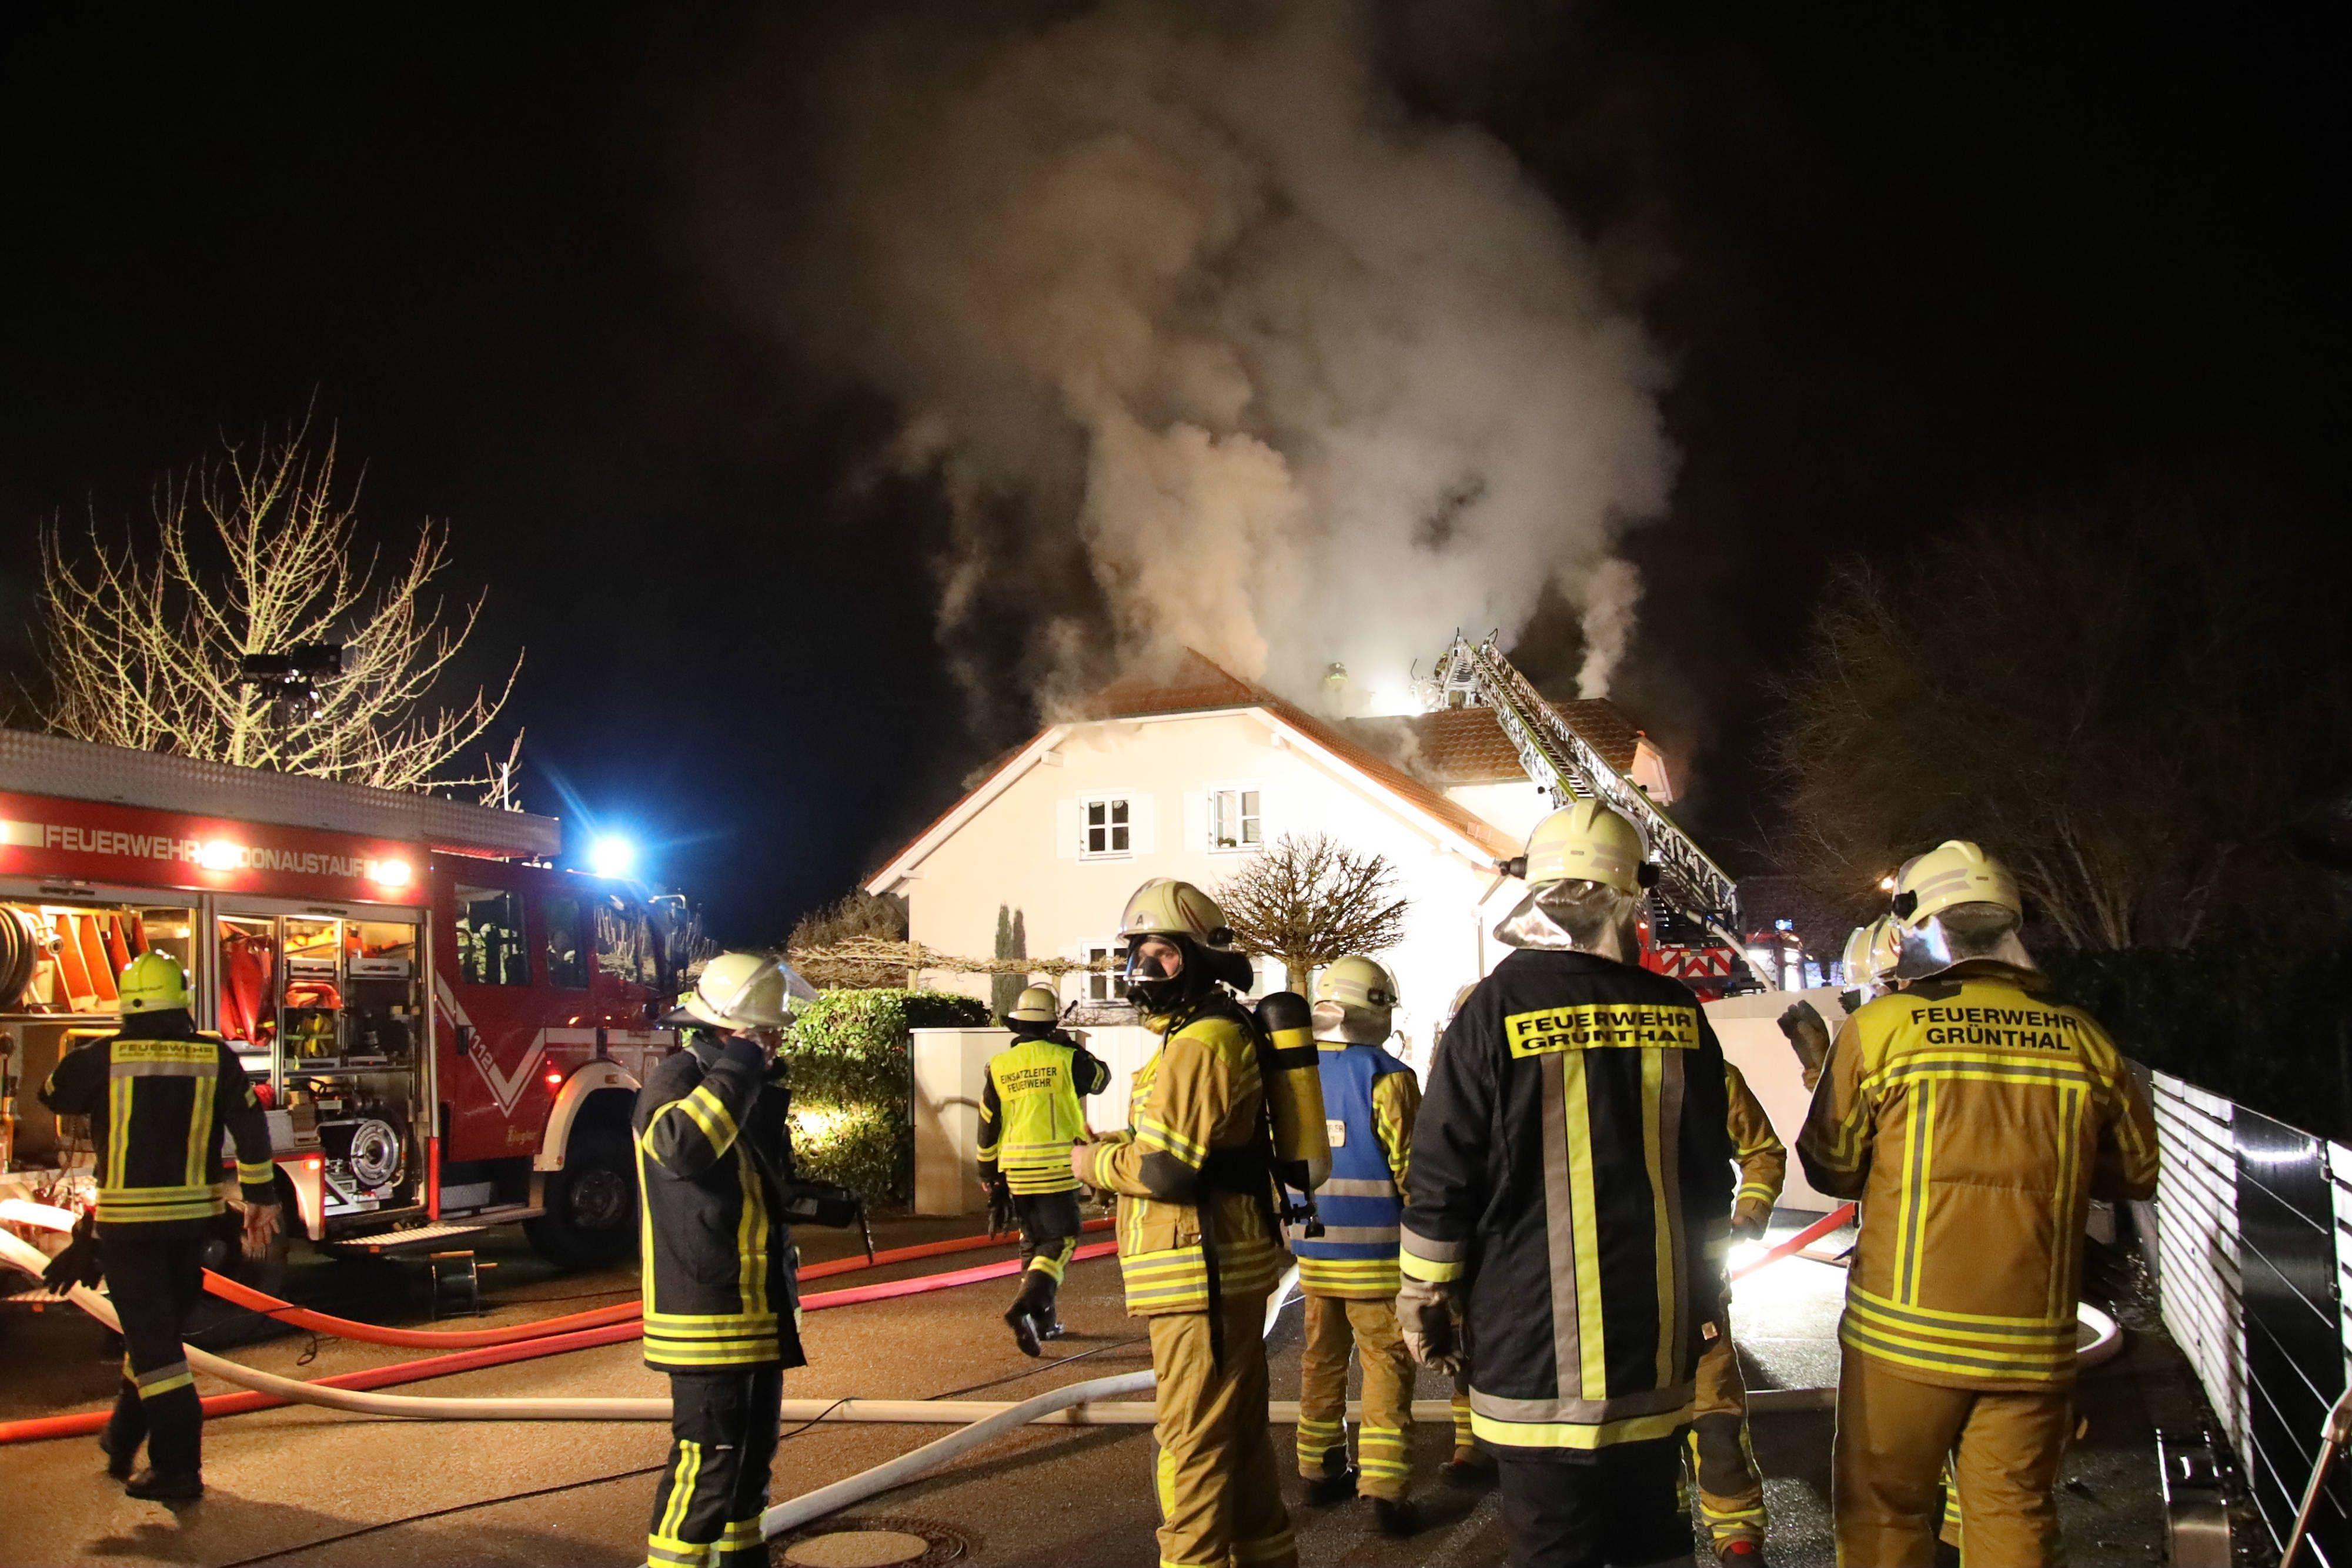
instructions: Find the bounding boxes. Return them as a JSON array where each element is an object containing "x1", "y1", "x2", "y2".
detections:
[{"x1": 2, "y1": 5, "x2": 2338, "y2": 942}]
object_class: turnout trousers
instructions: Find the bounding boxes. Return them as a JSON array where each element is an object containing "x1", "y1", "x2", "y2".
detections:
[
  {"x1": 1495, "y1": 1439, "x2": 1696, "y2": 1568},
  {"x1": 99, "y1": 1231, "x2": 207, "y2": 1480},
  {"x1": 1150, "y1": 1290, "x2": 1297, "y2": 1568},
  {"x1": 1686, "y1": 1294, "x2": 1767, "y2": 1550},
  {"x1": 1010, "y1": 1189, "x2": 1084, "y2": 1323},
  {"x1": 1831, "y1": 1348, "x2": 2071, "y2": 1567},
  {"x1": 1294, "y1": 1293, "x2": 1416, "y2": 1500},
  {"x1": 648, "y1": 1368, "x2": 783, "y2": 1568}
]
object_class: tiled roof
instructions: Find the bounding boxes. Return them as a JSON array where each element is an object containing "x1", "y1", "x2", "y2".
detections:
[
  {"x1": 1061, "y1": 650, "x2": 1265, "y2": 720},
  {"x1": 1342, "y1": 700, "x2": 1642, "y2": 785}
]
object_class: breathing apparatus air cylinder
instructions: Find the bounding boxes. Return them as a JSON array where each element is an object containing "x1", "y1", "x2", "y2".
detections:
[{"x1": 1254, "y1": 991, "x2": 1331, "y2": 1235}]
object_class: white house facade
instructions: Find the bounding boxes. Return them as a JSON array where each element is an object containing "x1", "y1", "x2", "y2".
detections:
[{"x1": 864, "y1": 651, "x2": 1679, "y2": 1072}]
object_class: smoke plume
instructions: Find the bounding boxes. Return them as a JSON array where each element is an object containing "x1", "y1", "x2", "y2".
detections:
[{"x1": 701, "y1": 2, "x2": 1673, "y2": 710}]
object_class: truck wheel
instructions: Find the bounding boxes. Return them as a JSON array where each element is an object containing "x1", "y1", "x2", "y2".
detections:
[{"x1": 526, "y1": 1126, "x2": 637, "y2": 1270}]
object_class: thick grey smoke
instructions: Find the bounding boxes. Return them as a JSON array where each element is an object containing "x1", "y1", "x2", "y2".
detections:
[{"x1": 706, "y1": 2, "x2": 1673, "y2": 708}]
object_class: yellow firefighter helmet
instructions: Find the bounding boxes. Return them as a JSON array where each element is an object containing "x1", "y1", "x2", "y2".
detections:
[
  {"x1": 1311, "y1": 955, "x2": 1399, "y2": 1045},
  {"x1": 1118, "y1": 878, "x2": 1237, "y2": 949},
  {"x1": 118, "y1": 952, "x2": 191, "y2": 1015},
  {"x1": 1006, "y1": 984, "x2": 1059, "y2": 1024},
  {"x1": 1519, "y1": 800, "x2": 1648, "y2": 895},
  {"x1": 683, "y1": 951, "x2": 797, "y2": 1031},
  {"x1": 1892, "y1": 840, "x2": 2020, "y2": 927}
]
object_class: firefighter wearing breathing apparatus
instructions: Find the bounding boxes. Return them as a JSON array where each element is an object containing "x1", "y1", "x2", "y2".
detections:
[
  {"x1": 1287, "y1": 955, "x2": 1425, "y2": 1536},
  {"x1": 1798, "y1": 841, "x2": 2160, "y2": 1567},
  {"x1": 1071, "y1": 878, "x2": 1322, "y2": 1568},
  {"x1": 37, "y1": 952, "x2": 280, "y2": 1502},
  {"x1": 637, "y1": 952, "x2": 807, "y2": 1568},
  {"x1": 978, "y1": 983, "x2": 1111, "y2": 1355},
  {"x1": 1401, "y1": 801, "x2": 1735, "y2": 1568},
  {"x1": 1686, "y1": 1061, "x2": 1786, "y2": 1564}
]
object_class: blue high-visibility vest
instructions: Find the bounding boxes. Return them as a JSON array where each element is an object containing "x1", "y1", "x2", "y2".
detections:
[{"x1": 1291, "y1": 1042, "x2": 1409, "y2": 1275}]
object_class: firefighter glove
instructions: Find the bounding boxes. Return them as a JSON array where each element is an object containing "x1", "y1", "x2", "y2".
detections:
[
  {"x1": 42, "y1": 1213, "x2": 103, "y2": 1296},
  {"x1": 1776, "y1": 999, "x2": 1830, "y2": 1074},
  {"x1": 986, "y1": 1175, "x2": 1014, "y2": 1238},
  {"x1": 1396, "y1": 1275, "x2": 1463, "y2": 1375}
]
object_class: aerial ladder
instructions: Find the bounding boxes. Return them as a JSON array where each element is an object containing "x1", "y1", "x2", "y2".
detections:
[{"x1": 1434, "y1": 633, "x2": 1769, "y2": 990}]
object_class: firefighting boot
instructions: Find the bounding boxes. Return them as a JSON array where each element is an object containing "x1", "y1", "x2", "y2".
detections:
[
  {"x1": 1442, "y1": 1445, "x2": 1495, "y2": 1485},
  {"x1": 124, "y1": 1467, "x2": 203, "y2": 1503},
  {"x1": 1004, "y1": 1300, "x2": 1043, "y2": 1358},
  {"x1": 1372, "y1": 1497, "x2": 1422, "y2": 1537},
  {"x1": 96, "y1": 1431, "x2": 136, "y2": 1480},
  {"x1": 1716, "y1": 1540, "x2": 1769, "y2": 1566},
  {"x1": 1304, "y1": 1446, "x2": 1358, "y2": 1506}
]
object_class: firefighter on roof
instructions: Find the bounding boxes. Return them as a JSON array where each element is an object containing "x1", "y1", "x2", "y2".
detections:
[
  {"x1": 978, "y1": 982, "x2": 1111, "y2": 1355},
  {"x1": 1686, "y1": 1060, "x2": 1786, "y2": 1564},
  {"x1": 637, "y1": 952, "x2": 806, "y2": 1568},
  {"x1": 1798, "y1": 841, "x2": 2160, "y2": 1567},
  {"x1": 1401, "y1": 802, "x2": 1735, "y2": 1568},
  {"x1": 1287, "y1": 955, "x2": 1425, "y2": 1536},
  {"x1": 39, "y1": 952, "x2": 279, "y2": 1502},
  {"x1": 1071, "y1": 879, "x2": 1297, "y2": 1568}
]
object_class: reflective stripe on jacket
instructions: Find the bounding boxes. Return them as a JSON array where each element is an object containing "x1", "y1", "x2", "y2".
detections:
[
  {"x1": 1076, "y1": 997, "x2": 1285, "y2": 1316},
  {"x1": 1401, "y1": 949, "x2": 1735, "y2": 1458},
  {"x1": 977, "y1": 1032, "x2": 1110, "y2": 1195},
  {"x1": 634, "y1": 1035, "x2": 805, "y2": 1374},
  {"x1": 39, "y1": 1024, "x2": 276, "y2": 1233},
  {"x1": 1796, "y1": 960, "x2": 2159, "y2": 1389},
  {"x1": 1290, "y1": 1042, "x2": 1417, "y2": 1299},
  {"x1": 1725, "y1": 1062, "x2": 1785, "y2": 1230}
]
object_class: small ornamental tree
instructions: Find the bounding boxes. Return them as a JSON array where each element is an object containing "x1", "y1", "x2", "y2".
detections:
[{"x1": 1215, "y1": 833, "x2": 1409, "y2": 992}]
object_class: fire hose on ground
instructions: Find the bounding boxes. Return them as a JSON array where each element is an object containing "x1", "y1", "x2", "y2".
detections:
[{"x1": 0, "y1": 1204, "x2": 2123, "y2": 1550}]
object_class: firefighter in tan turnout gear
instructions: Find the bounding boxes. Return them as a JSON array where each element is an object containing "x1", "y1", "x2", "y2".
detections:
[
  {"x1": 1798, "y1": 841, "x2": 2160, "y2": 1567},
  {"x1": 38, "y1": 952, "x2": 280, "y2": 1502},
  {"x1": 1401, "y1": 803, "x2": 1735, "y2": 1568},
  {"x1": 637, "y1": 952, "x2": 807, "y2": 1568},
  {"x1": 1071, "y1": 880, "x2": 1298, "y2": 1568},
  {"x1": 1288, "y1": 955, "x2": 1425, "y2": 1536},
  {"x1": 978, "y1": 983, "x2": 1111, "y2": 1355},
  {"x1": 1686, "y1": 1062, "x2": 1786, "y2": 1564}
]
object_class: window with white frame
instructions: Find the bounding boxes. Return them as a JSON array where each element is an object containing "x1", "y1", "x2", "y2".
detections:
[
  {"x1": 1082, "y1": 795, "x2": 1132, "y2": 858},
  {"x1": 1209, "y1": 787, "x2": 1261, "y2": 851},
  {"x1": 1084, "y1": 942, "x2": 1119, "y2": 1002}
]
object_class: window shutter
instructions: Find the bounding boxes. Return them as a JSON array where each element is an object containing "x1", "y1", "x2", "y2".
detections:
[
  {"x1": 1130, "y1": 793, "x2": 1157, "y2": 854},
  {"x1": 1055, "y1": 798, "x2": 1080, "y2": 860},
  {"x1": 1184, "y1": 791, "x2": 1208, "y2": 852},
  {"x1": 1253, "y1": 783, "x2": 1278, "y2": 844}
]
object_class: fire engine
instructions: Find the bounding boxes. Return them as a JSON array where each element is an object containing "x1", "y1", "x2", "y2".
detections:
[{"x1": 0, "y1": 728, "x2": 690, "y2": 1276}]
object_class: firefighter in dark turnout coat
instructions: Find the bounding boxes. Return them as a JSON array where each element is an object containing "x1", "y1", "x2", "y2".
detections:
[
  {"x1": 637, "y1": 952, "x2": 806, "y2": 1568},
  {"x1": 1401, "y1": 804, "x2": 1735, "y2": 1568},
  {"x1": 39, "y1": 952, "x2": 279, "y2": 1501}
]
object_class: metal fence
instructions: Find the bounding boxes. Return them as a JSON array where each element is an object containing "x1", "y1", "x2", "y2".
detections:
[{"x1": 2148, "y1": 1069, "x2": 2350, "y2": 1562}]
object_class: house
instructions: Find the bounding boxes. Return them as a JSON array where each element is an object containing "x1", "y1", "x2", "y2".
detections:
[{"x1": 864, "y1": 650, "x2": 1679, "y2": 1069}]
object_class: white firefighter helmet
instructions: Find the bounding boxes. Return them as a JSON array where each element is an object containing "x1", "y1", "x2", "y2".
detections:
[
  {"x1": 1007, "y1": 985, "x2": 1059, "y2": 1024},
  {"x1": 1311, "y1": 955, "x2": 1399, "y2": 1045},
  {"x1": 1118, "y1": 878, "x2": 1237, "y2": 948},
  {"x1": 1891, "y1": 840, "x2": 2021, "y2": 927},
  {"x1": 681, "y1": 951, "x2": 800, "y2": 1031},
  {"x1": 1520, "y1": 801, "x2": 1648, "y2": 895}
]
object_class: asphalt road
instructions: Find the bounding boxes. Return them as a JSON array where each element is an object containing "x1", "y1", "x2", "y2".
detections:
[{"x1": 0, "y1": 1215, "x2": 2183, "y2": 1567}]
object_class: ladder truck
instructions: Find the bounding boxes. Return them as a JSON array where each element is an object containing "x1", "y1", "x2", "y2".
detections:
[{"x1": 1433, "y1": 633, "x2": 1768, "y2": 992}]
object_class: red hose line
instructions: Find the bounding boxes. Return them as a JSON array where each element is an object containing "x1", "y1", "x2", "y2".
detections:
[
  {"x1": 191, "y1": 1216, "x2": 1114, "y2": 1350},
  {"x1": 1729, "y1": 1203, "x2": 1857, "y2": 1282},
  {"x1": 0, "y1": 1235, "x2": 1118, "y2": 1445}
]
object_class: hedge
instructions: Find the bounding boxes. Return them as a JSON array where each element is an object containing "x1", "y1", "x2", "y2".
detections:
[
  {"x1": 2041, "y1": 944, "x2": 2352, "y2": 1143},
  {"x1": 779, "y1": 988, "x2": 990, "y2": 1207}
]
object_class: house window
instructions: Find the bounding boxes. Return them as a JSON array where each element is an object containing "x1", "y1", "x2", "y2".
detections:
[
  {"x1": 1210, "y1": 788, "x2": 1261, "y2": 851},
  {"x1": 1083, "y1": 797, "x2": 1131, "y2": 858},
  {"x1": 1084, "y1": 942, "x2": 1120, "y2": 1002}
]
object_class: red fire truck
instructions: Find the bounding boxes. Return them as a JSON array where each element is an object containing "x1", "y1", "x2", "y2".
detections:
[{"x1": 0, "y1": 728, "x2": 687, "y2": 1272}]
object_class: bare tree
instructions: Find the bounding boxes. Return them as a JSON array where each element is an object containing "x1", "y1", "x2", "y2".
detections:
[
  {"x1": 787, "y1": 890, "x2": 910, "y2": 988},
  {"x1": 38, "y1": 417, "x2": 519, "y2": 793},
  {"x1": 1215, "y1": 833, "x2": 1411, "y2": 991},
  {"x1": 1765, "y1": 489, "x2": 2351, "y2": 950}
]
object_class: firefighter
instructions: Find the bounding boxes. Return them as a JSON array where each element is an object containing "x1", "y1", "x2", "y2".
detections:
[
  {"x1": 1071, "y1": 880, "x2": 1296, "y2": 1568},
  {"x1": 1798, "y1": 841, "x2": 2160, "y2": 1567},
  {"x1": 978, "y1": 983, "x2": 1111, "y2": 1355},
  {"x1": 38, "y1": 952, "x2": 279, "y2": 1502},
  {"x1": 638, "y1": 952, "x2": 806, "y2": 1568},
  {"x1": 1401, "y1": 802, "x2": 1735, "y2": 1568},
  {"x1": 1685, "y1": 1061, "x2": 1786, "y2": 1564},
  {"x1": 1288, "y1": 955, "x2": 1423, "y2": 1536}
]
